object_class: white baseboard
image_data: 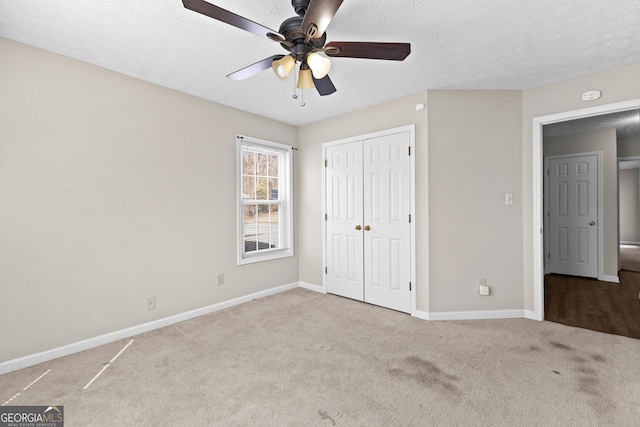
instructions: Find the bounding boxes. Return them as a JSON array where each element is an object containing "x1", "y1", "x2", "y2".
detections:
[
  {"x1": 524, "y1": 310, "x2": 542, "y2": 321},
  {"x1": 427, "y1": 309, "x2": 525, "y2": 321},
  {"x1": 414, "y1": 309, "x2": 526, "y2": 321},
  {"x1": 299, "y1": 281, "x2": 325, "y2": 293},
  {"x1": 414, "y1": 310, "x2": 430, "y2": 321},
  {"x1": 603, "y1": 275, "x2": 620, "y2": 283},
  {"x1": 0, "y1": 282, "x2": 299, "y2": 375},
  {"x1": 620, "y1": 241, "x2": 640, "y2": 246}
]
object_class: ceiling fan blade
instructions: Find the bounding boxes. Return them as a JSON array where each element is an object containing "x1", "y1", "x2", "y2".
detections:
[
  {"x1": 301, "y1": 0, "x2": 344, "y2": 39},
  {"x1": 227, "y1": 55, "x2": 284, "y2": 80},
  {"x1": 313, "y1": 75, "x2": 337, "y2": 96},
  {"x1": 183, "y1": 0, "x2": 285, "y2": 43},
  {"x1": 324, "y1": 42, "x2": 411, "y2": 61}
]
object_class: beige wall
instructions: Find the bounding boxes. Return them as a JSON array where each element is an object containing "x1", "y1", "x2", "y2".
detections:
[
  {"x1": 619, "y1": 168, "x2": 640, "y2": 243},
  {"x1": 522, "y1": 62, "x2": 640, "y2": 310},
  {"x1": 427, "y1": 90, "x2": 523, "y2": 312},
  {"x1": 543, "y1": 128, "x2": 618, "y2": 277},
  {"x1": 0, "y1": 38, "x2": 298, "y2": 362}
]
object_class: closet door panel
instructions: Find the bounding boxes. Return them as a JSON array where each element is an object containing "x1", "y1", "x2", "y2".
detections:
[
  {"x1": 325, "y1": 141, "x2": 364, "y2": 301},
  {"x1": 363, "y1": 132, "x2": 411, "y2": 313}
]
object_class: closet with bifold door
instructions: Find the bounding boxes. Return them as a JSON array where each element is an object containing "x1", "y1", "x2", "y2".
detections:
[{"x1": 324, "y1": 126, "x2": 413, "y2": 313}]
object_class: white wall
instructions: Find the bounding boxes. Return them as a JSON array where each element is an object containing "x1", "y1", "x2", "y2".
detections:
[
  {"x1": 543, "y1": 128, "x2": 618, "y2": 277},
  {"x1": 522, "y1": 62, "x2": 640, "y2": 310},
  {"x1": 0, "y1": 38, "x2": 298, "y2": 363}
]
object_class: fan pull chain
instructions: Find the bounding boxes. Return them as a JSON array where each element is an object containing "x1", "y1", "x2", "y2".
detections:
[
  {"x1": 301, "y1": 87, "x2": 305, "y2": 107},
  {"x1": 292, "y1": 64, "x2": 298, "y2": 100}
]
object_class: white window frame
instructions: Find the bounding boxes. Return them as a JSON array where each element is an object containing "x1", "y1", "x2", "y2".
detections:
[{"x1": 236, "y1": 134, "x2": 294, "y2": 265}]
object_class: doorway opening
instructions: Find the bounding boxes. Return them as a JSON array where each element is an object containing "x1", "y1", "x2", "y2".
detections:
[{"x1": 533, "y1": 101, "x2": 640, "y2": 336}]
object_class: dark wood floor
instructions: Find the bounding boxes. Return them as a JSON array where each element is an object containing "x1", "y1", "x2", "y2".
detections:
[{"x1": 545, "y1": 271, "x2": 640, "y2": 339}]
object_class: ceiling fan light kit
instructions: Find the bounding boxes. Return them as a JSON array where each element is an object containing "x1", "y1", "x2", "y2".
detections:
[
  {"x1": 272, "y1": 55, "x2": 296, "y2": 80},
  {"x1": 306, "y1": 52, "x2": 331, "y2": 79},
  {"x1": 182, "y1": 0, "x2": 411, "y2": 101},
  {"x1": 297, "y1": 64, "x2": 315, "y2": 90}
]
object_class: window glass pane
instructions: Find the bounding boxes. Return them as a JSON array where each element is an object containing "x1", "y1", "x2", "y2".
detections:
[
  {"x1": 268, "y1": 154, "x2": 279, "y2": 177},
  {"x1": 268, "y1": 178, "x2": 278, "y2": 200},
  {"x1": 242, "y1": 176, "x2": 255, "y2": 200},
  {"x1": 242, "y1": 149, "x2": 255, "y2": 176},
  {"x1": 256, "y1": 152, "x2": 268, "y2": 176},
  {"x1": 270, "y1": 203, "x2": 279, "y2": 224},
  {"x1": 255, "y1": 203, "x2": 279, "y2": 250},
  {"x1": 269, "y1": 204, "x2": 280, "y2": 248},
  {"x1": 243, "y1": 204, "x2": 258, "y2": 252},
  {"x1": 256, "y1": 177, "x2": 268, "y2": 200}
]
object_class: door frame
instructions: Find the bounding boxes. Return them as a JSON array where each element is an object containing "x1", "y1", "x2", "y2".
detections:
[
  {"x1": 532, "y1": 98, "x2": 640, "y2": 321},
  {"x1": 618, "y1": 156, "x2": 640, "y2": 247},
  {"x1": 543, "y1": 152, "x2": 604, "y2": 280},
  {"x1": 322, "y1": 124, "x2": 417, "y2": 316}
]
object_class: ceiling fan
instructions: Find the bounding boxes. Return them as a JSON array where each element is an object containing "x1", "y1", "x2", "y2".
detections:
[{"x1": 182, "y1": 0, "x2": 411, "y2": 98}]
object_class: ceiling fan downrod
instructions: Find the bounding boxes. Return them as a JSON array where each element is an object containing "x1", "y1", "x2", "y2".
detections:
[{"x1": 291, "y1": 0, "x2": 310, "y2": 16}]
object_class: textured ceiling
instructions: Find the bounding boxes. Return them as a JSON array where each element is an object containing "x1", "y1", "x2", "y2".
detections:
[{"x1": 1, "y1": 0, "x2": 640, "y2": 126}]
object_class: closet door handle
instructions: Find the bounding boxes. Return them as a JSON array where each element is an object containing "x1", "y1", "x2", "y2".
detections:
[
  {"x1": 364, "y1": 225, "x2": 371, "y2": 231},
  {"x1": 355, "y1": 225, "x2": 362, "y2": 230}
]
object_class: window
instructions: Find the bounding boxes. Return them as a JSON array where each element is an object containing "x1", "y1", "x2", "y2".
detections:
[{"x1": 237, "y1": 135, "x2": 293, "y2": 264}]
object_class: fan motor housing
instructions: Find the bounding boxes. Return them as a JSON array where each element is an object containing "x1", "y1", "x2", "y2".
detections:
[{"x1": 279, "y1": 16, "x2": 326, "y2": 57}]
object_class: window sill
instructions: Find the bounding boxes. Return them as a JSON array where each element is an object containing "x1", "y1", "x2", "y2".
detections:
[{"x1": 238, "y1": 248, "x2": 294, "y2": 265}]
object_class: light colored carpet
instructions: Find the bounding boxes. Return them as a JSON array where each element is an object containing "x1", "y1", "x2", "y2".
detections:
[
  {"x1": 620, "y1": 245, "x2": 640, "y2": 272},
  {"x1": 1, "y1": 288, "x2": 639, "y2": 426}
]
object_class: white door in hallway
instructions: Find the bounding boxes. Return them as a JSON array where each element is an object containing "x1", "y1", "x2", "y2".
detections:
[
  {"x1": 547, "y1": 154, "x2": 599, "y2": 278},
  {"x1": 325, "y1": 131, "x2": 411, "y2": 313}
]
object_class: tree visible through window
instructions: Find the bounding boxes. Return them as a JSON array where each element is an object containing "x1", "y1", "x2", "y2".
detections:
[{"x1": 237, "y1": 136, "x2": 293, "y2": 264}]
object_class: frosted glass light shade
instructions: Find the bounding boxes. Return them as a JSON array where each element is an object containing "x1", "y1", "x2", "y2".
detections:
[
  {"x1": 297, "y1": 68, "x2": 315, "y2": 89},
  {"x1": 306, "y1": 52, "x2": 331, "y2": 79},
  {"x1": 272, "y1": 55, "x2": 295, "y2": 80}
]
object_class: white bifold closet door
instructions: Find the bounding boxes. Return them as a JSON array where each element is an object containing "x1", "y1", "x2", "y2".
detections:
[{"x1": 325, "y1": 131, "x2": 411, "y2": 313}]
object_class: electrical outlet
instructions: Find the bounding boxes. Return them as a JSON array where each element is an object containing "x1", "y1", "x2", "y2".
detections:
[
  {"x1": 478, "y1": 279, "x2": 490, "y2": 296},
  {"x1": 216, "y1": 273, "x2": 224, "y2": 286},
  {"x1": 147, "y1": 297, "x2": 156, "y2": 310}
]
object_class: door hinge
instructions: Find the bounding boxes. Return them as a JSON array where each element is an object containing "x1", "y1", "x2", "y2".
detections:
[
  {"x1": 325, "y1": 213, "x2": 328, "y2": 221},
  {"x1": 325, "y1": 267, "x2": 328, "y2": 274},
  {"x1": 548, "y1": 253, "x2": 550, "y2": 259},
  {"x1": 409, "y1": 282, "x2": 412, "y2": 291},
  {"x1": 324, "y1": 159, "x2": 328, "y2": 167},
  {"x1": 409, "y1": 214, "x2": 411, "y2": 223},
  {"x1": 408, "y1": 146, "x2": 411, "y2": 156}
]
